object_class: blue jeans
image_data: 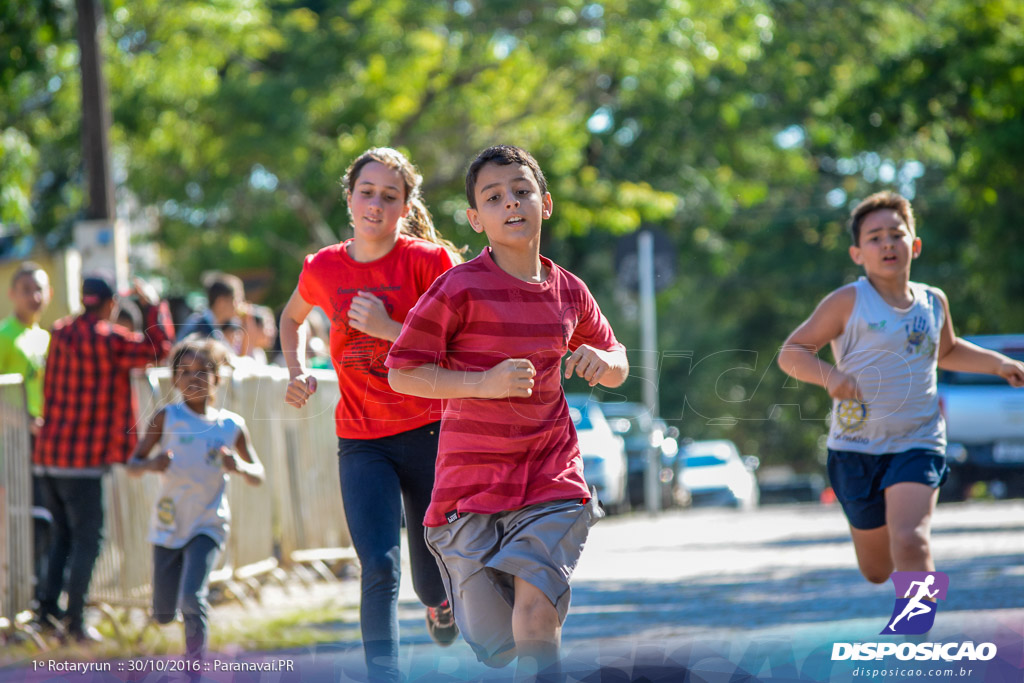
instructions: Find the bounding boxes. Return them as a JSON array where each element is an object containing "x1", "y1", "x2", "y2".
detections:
[
  {"x1": 38, "y1": 475, "x2": 105, "y2": 631},
  {"x1": 153, "y1": 534, "x2": 220, "y2": 659},
  {"x1": 338, "y1": 422, "x2": 447, "y2": 683}
]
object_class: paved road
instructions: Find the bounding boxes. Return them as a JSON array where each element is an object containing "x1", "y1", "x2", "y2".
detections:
[
  {"x1": 264, "y1": 499, "x2": 1024, "y2": 681},
  {"x1": 390, "y1": 499, "x2": 1022, "y2": 680},
  {"x1": 569, "y1": 499, "x2": 1023, "y2": 641},
  {"x1": 6, "y1": 499, "x2": 1022, "y2": 681}
]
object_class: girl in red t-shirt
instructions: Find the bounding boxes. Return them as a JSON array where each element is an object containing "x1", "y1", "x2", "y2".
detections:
[{"x1": 280, "y1": 148, "x2": 463, "y2": 682}]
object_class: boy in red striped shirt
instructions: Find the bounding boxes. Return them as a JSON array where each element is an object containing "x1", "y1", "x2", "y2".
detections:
[{"x1": 387, "y1": 145, "x2": 628, "y2": 680}]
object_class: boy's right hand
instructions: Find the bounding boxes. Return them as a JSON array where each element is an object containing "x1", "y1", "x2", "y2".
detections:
[
  {"x1": 285, "y1": 374, "x2": 318, "y2": 408},
  {"x1": 826, "y1": 370, "x2": 863, "y2": 402},
  {"x1": 997, "y1": 358, "x2": 1024, "y2": 387},
  {"x1": 150, "y1": 450, "x2": 173, "y2": 472},
  {"x1": 480, "y1": 358, "x2": 536, "y2": 399}
]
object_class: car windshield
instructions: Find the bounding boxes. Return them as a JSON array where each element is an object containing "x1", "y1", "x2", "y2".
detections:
[
  {"x1": 940, "y1": 350, "x2": 1024, "y2": 385},
  {"x1": 685, "y1": 454, "x2": 728, "y2": 467}
]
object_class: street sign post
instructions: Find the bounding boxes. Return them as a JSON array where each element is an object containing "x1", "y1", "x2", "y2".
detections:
[{"x1": 617, "y1": 226, "x2": 675, "y2": 514}]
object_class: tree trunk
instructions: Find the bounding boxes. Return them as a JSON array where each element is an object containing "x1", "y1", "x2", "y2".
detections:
[{"x1": 76, "y1": 0, "x2": 115, "y2": 220}]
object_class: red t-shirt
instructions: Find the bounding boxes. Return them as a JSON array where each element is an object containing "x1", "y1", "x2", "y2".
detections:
[
  {"x1": 298, "y1": 234, "x2": 454, "y2": 438},
  {"x1": 385, "y1": 248, "x2": 625, "y2": 526}
]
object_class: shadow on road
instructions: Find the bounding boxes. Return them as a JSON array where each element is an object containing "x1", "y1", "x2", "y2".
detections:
[{"x1": 564, "y1": 552, "x2": 1024, "y2": 640}]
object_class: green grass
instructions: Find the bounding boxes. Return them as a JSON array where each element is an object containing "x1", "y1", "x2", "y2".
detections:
[
  {"x1": 0, "y1": 603, "x2": 360, "y2": 668},
  {"x1": 209, "y1": 603, "x2": 361, "y2": 652}
]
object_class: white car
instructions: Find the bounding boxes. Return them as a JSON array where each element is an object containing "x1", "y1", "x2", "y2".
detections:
[
  {"x1": 938, "y1": 334, "x2": 1024, "y2": 500},
  {"x1": 676, "y1": 439, "x2": 759, "y2": 510},
  {"x1": 566, "y1": 394, "x2": 628, "y2": 514}
]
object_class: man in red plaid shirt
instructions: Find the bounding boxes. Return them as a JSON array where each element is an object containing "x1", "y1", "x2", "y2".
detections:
[{"x1": 33, "y1": 273, "x2": 173, "y2": 642}]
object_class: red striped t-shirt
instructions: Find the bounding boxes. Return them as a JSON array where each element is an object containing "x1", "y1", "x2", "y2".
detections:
[{"x1": 385, "y1": 247, "x2": 625, "y2": 526}]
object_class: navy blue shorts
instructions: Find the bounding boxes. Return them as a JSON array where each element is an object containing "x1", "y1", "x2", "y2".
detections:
[{"x1": 827, "y1": 448, "x2": 948, "y2": 530}]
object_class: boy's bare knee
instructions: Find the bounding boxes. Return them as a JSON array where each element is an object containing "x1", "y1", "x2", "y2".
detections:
[
  {"x1": 855, "y1": 554, "x2": 893, "y2": 584},
  {"x1": 860, "y1": 568, "x2": 892, "y2": 584},
  {"x1": 512, "y1": 596, "x2": 560, "y2": 645},
  {"x1": 890, "y1": 527, "x2": 929, "y2": 564}
]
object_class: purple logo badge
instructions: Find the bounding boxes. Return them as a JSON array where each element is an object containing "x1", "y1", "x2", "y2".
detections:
[{"x1": 882, "y1": 571, "x2": 949, "y2": 635}]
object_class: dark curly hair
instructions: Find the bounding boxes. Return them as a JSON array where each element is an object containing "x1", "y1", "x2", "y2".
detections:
[{"x1": 170, "y1": 337, "x2": 233, "y2": 375}]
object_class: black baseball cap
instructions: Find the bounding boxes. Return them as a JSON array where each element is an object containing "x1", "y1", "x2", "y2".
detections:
[{"x1": 82, "y1": 273, "x2": 116, "y2": 306}]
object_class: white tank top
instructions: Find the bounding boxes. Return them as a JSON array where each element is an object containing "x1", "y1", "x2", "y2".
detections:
[
  {"x1": 826, "y1": 277, "x2": 946, "y2": 455},
  {"x1": 148, "y1": 402, "x2": 244, "y2": 548}
]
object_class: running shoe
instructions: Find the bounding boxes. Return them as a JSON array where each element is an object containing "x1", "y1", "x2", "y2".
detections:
[{"x1": 425, "y1": 600, "x2": 459, "y2": 646}]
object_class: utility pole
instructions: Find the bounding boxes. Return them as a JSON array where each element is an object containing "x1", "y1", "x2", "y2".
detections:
[
  {"x1": 637, "y1": 230, "x2": 661, "y2": 514},
  {"x1": 76, "y1": 0, "x2": 114, "y2": 220},
  {"x1": 74, "y1": 0, "x2": 129, "y2": 292},
  {"x1": 616, "y1": 227, "x2": 674, "y2": 514}
]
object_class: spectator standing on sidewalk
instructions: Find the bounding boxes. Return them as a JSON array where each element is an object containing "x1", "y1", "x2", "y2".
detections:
[
  {"x1": 0, "y1": 262, "x2": 53, "y2": 607},
  {"x1": 238, "y1": 304, "x2": 276, "y2": 364},
  {"x1": 33, "y1": 273, "x2": 173, "y2": 642},
  {"x1": 176, "y1": 273, "x2": 245, "y2": 343}
]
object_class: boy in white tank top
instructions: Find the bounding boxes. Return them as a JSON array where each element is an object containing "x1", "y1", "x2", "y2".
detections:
[{"x1": 778, "y1": 191, "x2": 1024, "y2": 585}]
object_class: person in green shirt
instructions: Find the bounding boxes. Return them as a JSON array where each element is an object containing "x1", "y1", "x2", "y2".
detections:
[
  {"x1": 0, "y1": 261, "x2": 53, "y2": 609},
  {"x1": 1, "y1": 262, "x2": 51, "y2": 427}
]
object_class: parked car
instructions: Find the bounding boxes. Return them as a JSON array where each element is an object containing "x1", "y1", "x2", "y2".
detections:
[
  {"x1": 675, "y1": 439, "x2": 759, "y2": 510},
  {"x1": 938, "y1": 334, "x2": 1024, "y2": 501},
  {"x1": 600, "y1": 401, "x2": 679, "y2": 509},
  {"x1": 756, "y1": 466, "x2": 826, "y2": 505},
  {"x1": 566, "y1": 393, "x2": 629, "y2": 514}
]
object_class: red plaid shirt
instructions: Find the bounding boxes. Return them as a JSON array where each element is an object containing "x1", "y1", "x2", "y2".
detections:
[{"x1": 33, "y1": 303, "x2": 173, "y2": 471}]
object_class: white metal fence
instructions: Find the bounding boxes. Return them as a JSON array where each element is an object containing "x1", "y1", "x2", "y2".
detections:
[
  {"x1": 1, "y1": 366, "x2": 351, "y2": 619},
  {"x1": 0, "y1": 375, "x2": 33, "y2": 620}
]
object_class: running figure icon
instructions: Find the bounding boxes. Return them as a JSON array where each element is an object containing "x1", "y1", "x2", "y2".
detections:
[{"x1": 888, "y1": 574, "x2": 939, "y2": 631}]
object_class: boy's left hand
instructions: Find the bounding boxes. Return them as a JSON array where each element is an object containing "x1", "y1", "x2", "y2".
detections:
[
  {"x1": 998, "y1": 359, "x2": 1024, "y2": 387},
  {"x1": 565, "y1": 345, "x2": 614, "y2": 387}
]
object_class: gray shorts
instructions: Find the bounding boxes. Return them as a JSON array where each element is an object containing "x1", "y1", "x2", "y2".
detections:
[{"x1": 424, "y1": 497, "x2": 602, "y2": 662}]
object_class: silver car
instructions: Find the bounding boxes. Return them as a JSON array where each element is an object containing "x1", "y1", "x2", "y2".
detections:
[
  {"x1": 566, "y1": 393, "x2": 629, "y2": 514},
  {"x1": 938, "y1": 334, "x2": 1024, "y2": 500}
]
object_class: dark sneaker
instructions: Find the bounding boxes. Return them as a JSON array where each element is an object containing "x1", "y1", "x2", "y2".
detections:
[
  {"x1": 425, "y1": 600, "x2": 458, "y2": 647},
  {"x1": 34, "y1": 612, "x2": 65, "y2": 636},
  {"x1": 28, "y1": 613, "x2": 66, "y2": 646}
]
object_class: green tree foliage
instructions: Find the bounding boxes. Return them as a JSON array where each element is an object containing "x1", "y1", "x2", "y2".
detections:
[
  {"x1": 1, "y1": 1, "x2": 81, "y2": 233},
  {"x1": 833, "y1": 0, "x2": 1024, "y2": 333}
]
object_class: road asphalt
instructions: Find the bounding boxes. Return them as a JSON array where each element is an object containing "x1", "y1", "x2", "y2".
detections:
[{"x1": 5, "y1": 499, "x2": 1022, "y2": 681}]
